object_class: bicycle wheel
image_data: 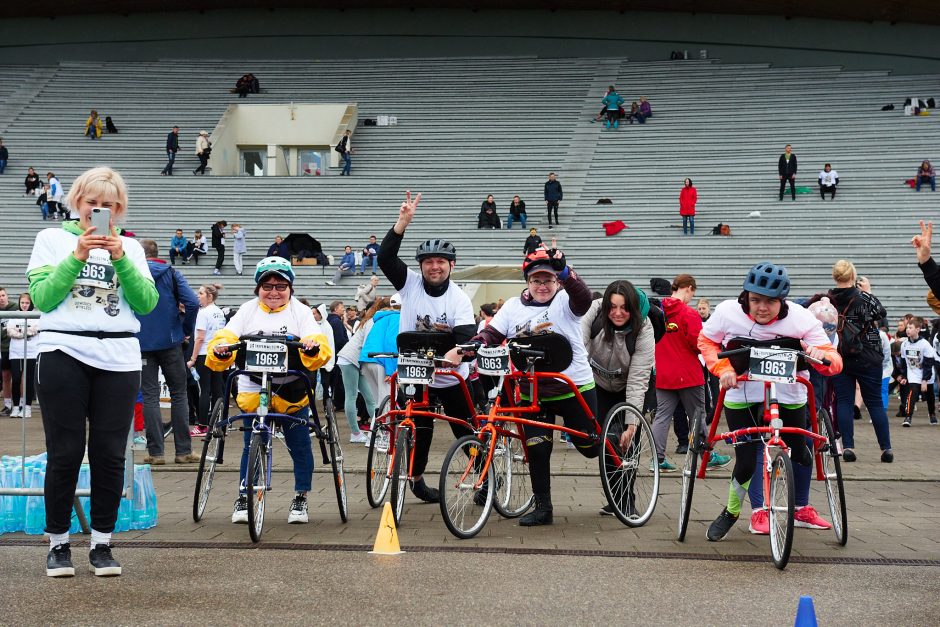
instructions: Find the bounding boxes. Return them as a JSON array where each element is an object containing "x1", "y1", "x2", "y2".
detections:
[
  {"x1": 388, "y1": 425, "x2": 411, "y2": 525},
  {"x1": 817, "y1": 409, "x2": 848, "y2": 546},
  {"x1": 324, "y1": 398, "x2": 348, "y2": 523},
  {"x1": 246, "y1": 432, "x2": 268, "y2": 543},
  {"x1": 192, "y1": 398, "x2": 226, "y2": 522},
  {"x1": 439, "y1": 434, "x2": 495, "y2": 539},
  {"x1": 492, "y1": 427, "x2": 533, "y2": 518},
  {"x1": 677, "y1": 409, "x2": 702, "y2": 541},
  {"x1": 768, "y1": 447, "x2": 795, "y2": 570},
  {"x1": 600, "y1": 403, "x2": 659, "y2": 527},
  {"x1": 366, "y1": 420, "x2": 394, "y2": 508},
  {"x1": 372, "y1": 395, "x2": 391, "y2": 431}
]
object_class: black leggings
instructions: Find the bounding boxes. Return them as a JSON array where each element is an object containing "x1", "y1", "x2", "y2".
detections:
[
  {"x1": 213, "y1": 245, "x2": 225, "y2": 270},
  {"x1": 725, "y1": 404, "x2": 812, "y2": 486},
  {"x1": 546, "y1": 201, "x2": 559, "y2": 225},
  {"x1": 10, "y1": 357, "x2": 35, "y2": 406},
  {"x1": 411, "y1": 383, "x2": 474, "y2": 477},
  {"x1": 195, "y1": 354, "x2": 224, "y2": 426},
  {"x1": 903, "y1": 385, "x2": 935, "y2": 418},
  {"x1": 36, "y1": 350, "x2": 139, "y2": 534},
  {"x1": 524, "y1": 387, "x2": 598, "y2": 494}
]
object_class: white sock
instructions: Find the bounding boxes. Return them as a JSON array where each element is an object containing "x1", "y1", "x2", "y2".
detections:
[
  {"x1": 3, "y1": 399, "x2": 11, "y2": 409},
  {"x1": 49, "y1": 532, "x2": 69, "y2": 549},
  {"x1": 90, "y1": 529, "x2": 111, "y2": 549}
]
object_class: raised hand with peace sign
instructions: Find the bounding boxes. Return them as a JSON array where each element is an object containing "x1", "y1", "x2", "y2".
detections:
[
  {"x1": 912, "y1": 220, "x2": 933, "y2": 264},
  {"x1": 393, "y1": 190, "x2": 423, "y2": 235}
]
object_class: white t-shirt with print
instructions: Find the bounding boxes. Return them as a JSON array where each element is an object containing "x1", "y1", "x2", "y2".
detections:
[
  {"x1": 26, "y1": 228, "x2": 151, "y2": 371},
  {"x1": 4, "y1": 319, "x2": 40, "y2": 360},
  {"x1": 398, "y1": 269, "x2": 475, "y2": 388},
  {"x1": 487, "y1": 291, "x2": 594, "y2": 387},
  {"x1": 819, "y1": 169, "x2": 839, "y2": 186},
  {"x1": 195, "y1": 303, "x2": 227, "y2": 356},
  {"x1": 900, "y1": 337, "x2": 936, "y2": 385},
  {"x1": 701, "y1": 300, "x2": 832, "y2": 405}
]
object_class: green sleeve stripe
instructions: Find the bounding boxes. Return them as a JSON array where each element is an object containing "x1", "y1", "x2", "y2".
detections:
[
  {"x1": 27, "y1": 256, "x2": 85, "y2": 313},
  {"x1": 112, "y1": 254, "x2": 158, "y2": 315}
]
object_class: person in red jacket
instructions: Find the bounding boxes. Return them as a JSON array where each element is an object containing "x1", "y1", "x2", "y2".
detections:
[
  {"x1": 679, "y1": 178, "x2": 697, "y2": 236},
  {"x1": 652, "y1": 274, "x2": 730, "y2": 472}
]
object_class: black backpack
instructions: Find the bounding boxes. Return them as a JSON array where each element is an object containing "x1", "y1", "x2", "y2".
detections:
[{"x1": 830, "y1": 293, "x2": 882, "y2": 366}]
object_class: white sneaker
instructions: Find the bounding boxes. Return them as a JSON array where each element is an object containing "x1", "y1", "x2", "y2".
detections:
[
  {"x1": 288, "y1": 494, "x2": 309, "y2": 524},
  {"x1": 10, "y1": 406, "x2": 22, "y2": 418},
  {"x1": 350, "y1": 431, "x2": 369, "y2": 444},
  {"x1": 24, "y1": 406, "x2": 31, "y2": 418},
  {"x1": 231, "y1": 496, "x2": 248, "y2": 524},
  {"x1": 131, "y1": 435, "x2": 147, "y2": 451},
  {"x1": 325, "y1": 280, "x2": 335, "y2": 286}
]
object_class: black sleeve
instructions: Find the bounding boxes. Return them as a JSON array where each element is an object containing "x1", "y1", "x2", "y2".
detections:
[
  {"x1": 918, "y1": 257, "x2": 940, "y2": 298},
  {"x1": 899, "y1": 353, "x2": 908, "y2": 378},
  {"x1": 558, "y1": 182, "x2": 563, "y2": 201},
  {"x1": 378, "y1": 227, "x2": 408, "y2": 291},
  {"x1": 792, "y1": 155, "x2": 797, "y2": 174},
  {"x1": 778, "y1": 155, "x2": 785, "y2": 176},
  {"x1": 562, "y1": 270, "x2": 593, "y2": 317},
  {"x1": 921, "y1": 355, "x2": 934, "y2": 382}
]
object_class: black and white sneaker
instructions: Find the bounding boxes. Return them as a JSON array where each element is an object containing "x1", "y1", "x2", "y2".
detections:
[
  {"x1": 288, "y1": 494, "x2": 309, "y2": 524},
  {"x1": 88, "y1": 544, "x2": 122, "y2": 577},
  {"x1": 46, "y1": 543, "x2": 75, "y2": 577},
  {"x1": 903, "y1": 417, "x2": 912, "y2": 428},
  {"x1": 706, "y1": 508, "x2": 739, "y2": 542},
  {"x1": 410, "y1": 478, "x2": 440, "y2": 503},
  {"x1": 231, "y1": 496, "x2": 248, "y2": 524}
]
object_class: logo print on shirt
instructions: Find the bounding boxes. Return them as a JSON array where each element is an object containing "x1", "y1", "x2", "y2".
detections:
[
  {"x1": 513, "y1": 311, "x2": 553, "y2": 337},
  {"x1": 415, "y1": 313, "x2": 452, "y2": 333}
]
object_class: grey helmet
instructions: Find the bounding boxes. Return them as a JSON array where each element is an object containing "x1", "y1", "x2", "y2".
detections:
[{"x1": 415, "y1": 239, "x2": 457, "y2": 262}]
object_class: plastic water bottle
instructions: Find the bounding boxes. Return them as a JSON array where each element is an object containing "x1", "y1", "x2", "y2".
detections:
[
  {"x1": 24, "y1": 463, "x2": 46, "y2": 535},
  {"x1": 190, "y1": 367, "x2": 200, "y2": 382},
  {"x1": 143, "y1": 467, "x2": 158, "y2": 528}
]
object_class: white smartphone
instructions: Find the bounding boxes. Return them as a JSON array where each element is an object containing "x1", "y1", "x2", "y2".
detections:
[{"x1": 90, "y1": 207, "x2": 111, "y2": 235}]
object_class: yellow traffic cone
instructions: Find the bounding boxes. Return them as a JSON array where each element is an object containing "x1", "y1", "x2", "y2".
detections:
[{"x1": 369, "y1": 502, "x2": 404, "y2": 555}]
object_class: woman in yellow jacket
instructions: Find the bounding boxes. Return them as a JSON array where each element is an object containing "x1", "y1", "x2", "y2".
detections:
[
  {"x1": 84, "y1": 110, "x2": 102, "y2": 139},
  {"x1": 207, "y1": 257, "x2": 332, "y2": 525}
]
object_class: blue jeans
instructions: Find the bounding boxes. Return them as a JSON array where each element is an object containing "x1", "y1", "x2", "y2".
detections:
[
  {"x1": 239, "y1": 406, "x2": 313, "y2": 493},
  {"x1": 833, "y1": 366, "x2": 891, "y2": 451},
  {"x1": 40, "y1": 202, "x2": 50, "y2": 220},
  {"x1": 360, "y1": 255, "x2": 377, "y2": 274},
  {"x1": 506, "y1": 213, "x2": 527, "y2": 229},
  {"x1": 341, "y1": 152, "x2": 351, "y2": 175},
  {"x1": 162, "y1": 151, "x2": 176, "y2": 175},
  {"x1": 682, "y1": 215, "x2": 694, "y2": 235},
  {"x1": 916, "y1": 175, "x2": 936, "y2": 192},
  {"x1": 0, "y1": 159, "x2": 6, "y2": 174}
]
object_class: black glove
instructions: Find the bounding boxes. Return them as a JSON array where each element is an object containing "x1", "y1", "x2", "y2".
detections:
[{"x1": 547, "y1": 249, "x2": 567, "y2": 272}]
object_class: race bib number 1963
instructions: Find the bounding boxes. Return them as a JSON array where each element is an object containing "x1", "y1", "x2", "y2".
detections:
[
  {"x1": 397, "y1": 355, "x2": 435, "y2": 385},
  {"x1": 748, "y1": 347, "x2": 797, "y2": 384},
  {"x1": 245, "y1": 340, "x2": 288, "y2": 373},
  {"x1": 476, "y1": 345, "x2": 511, "y2": 376}
]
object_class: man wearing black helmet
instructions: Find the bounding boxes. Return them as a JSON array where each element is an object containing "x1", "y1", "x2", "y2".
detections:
[{"x1": 377, "y1": 191, "x2": 477, "y2": 503}]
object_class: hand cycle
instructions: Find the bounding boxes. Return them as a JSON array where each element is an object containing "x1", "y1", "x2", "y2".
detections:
[
  {"x1": 676, "y1": 343, "x2": 847, "y2": 569},
  {"x1": 364, "y1": 331, "x2": 478, "y2": 526},
  {"x1": 437, "y1": 335, "x2": 660, "y2": 539},
  {"x1": 191, "y1": 334, "x2": 348, "y2": 542}
]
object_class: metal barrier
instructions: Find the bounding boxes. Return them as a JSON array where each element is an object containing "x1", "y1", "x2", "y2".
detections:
[{"x1": 0, "y1": 310, "x2": 134, "y2": 534}]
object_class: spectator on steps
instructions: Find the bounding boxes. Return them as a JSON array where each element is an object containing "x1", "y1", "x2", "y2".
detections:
[
  {"x1": 336, "y1": 130, "x2": 353, "y2": 176},
  {"x1": 325, "y1": 246, "x2": 356, "y2": 286},
  {"x1": 24, "y1": 167, "x2": 41, "y2": 195},
  {"x1": 211, "y1": 220, "x2": 226, "y2": 276},
  {"x1": 234, "y1": 74, "x2": 252, "y2": 97},
  {"x1": 47, "y1": 172, "x2": 66, "y2": 219},
  {"x1": 36, "y1": 183, "x2": 51, "y2": 220},
  {"x1": 191, "y1": 230, "x2": 208, "y2": 264},
  {"x1": 916, "y1": 160, "x2": 936, "y2": 192},
  {"x1": 359, "y1": 234, "x2": 380, "y2": 275},
  {"x1": 625, "y1": 101, "x2": 640, "y2": 124},
  {"x1": 84, "y1": 110, "x2": 102, "y2": 140},
  {"x1": 0, "y1": 139, "x2": 7, "y2": 174},
  {"x1": 267, "y1": 234, "x2": 290, "y2": 259},
  {"x1": 601, "y1": 85, "x2": 625, "y2": 129},
  {"x1": 819, "y1": 163, "x2": 840, "y2": 200},
  {"x1": 636, "y1": 96, "x2": 653, "y2": 124},
  {"x1": 478, "y1": 195, "x2": 501, "y2": 229},
  {"x1": 506, "y1": 195, "x2": 527, "y2": 230},
  {"x1": 679, "y1": 178, "x2": 697, "y2": 236},
  {"x1": 778, "y1": 144, "x2": 798, "y2": 201},
  {"x1": 232, "y1": 223, "x2": 247, "y2": 276},
  {"x1": 169, "y1": 229, "x2": 189, "y2": 265},
  {"x1": 544, "y1": 172, "x2": 563, "y2": 228},
  {"x1": 523, "y1": 227, "x2": 543, "y2": 256},
  {"x1": 356, "y1": 275, "x2": 379, "y2": 311},
  {"x1": 194, "y1": 131, "x2": 211, "y2": 175},
  {"x1": 161, "y1": 126, "x2": 180, "y2": 176}
]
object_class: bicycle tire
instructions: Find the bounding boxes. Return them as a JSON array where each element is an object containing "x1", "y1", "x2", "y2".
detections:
[
  {"x1": 323, "y1": 398, "x2": 348, "y2": 522},
  {"x1": 366, "y1": 420, "x2": 393, "y2": 508},
  {"x1": 246, "y1": 432, "x2": 268, "y2": 543},
  {"x1": 192, "y1": 398, "x2": 226, "y2": 522},
  {"x1": 439, "y1": 434, "x2": 495, "y2": 539},
  {"x1": 677, "y1": 409, "x2": 702, "y2": 541},
  {"x1": 768, "y1": 447, "x2": 795, "y2": 570},
  {"x1": 492, "y1": 427, "x2": 533, "y2": 519},
  {"x1": 600, "y1": 403, "x2": 659, "y2": 527},
  {"x1": 389, "y1": 425, "x2": 411, "y2": 526},
  {"x1": 817, "y1": 409, "x2": 848, "y2": 546}
]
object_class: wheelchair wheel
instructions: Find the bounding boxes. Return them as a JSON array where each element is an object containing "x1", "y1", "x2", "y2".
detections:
[
  {"x1": 600, "y1": 403, "x2": 659, "y2": 527},
  {"x1": 768, "y1": 447, "x2": 795, "y2": 570},
  {"x1": 366, "y1": 419, "x2": 393, "y2": 508},
  {"x1": 246, "y1": 433, "x2": 268, "y2": 543},
  {"x1": 193, "y1": 398, "x2": 226, "y2": 522},
  {"x1": 677, "y1": 409, "x2": 702, "y2": 541},
  {"x1": 439, "y1": 434, "x2": 495, "y2": 539},
  {"x1": 817, "y1": 409, "x2": 848, "y2": 546},
  {"x1": 324, "y1": 398, "x2": 348, "y2": 523},
  {"x1": 492, "y1": 426, "x2": 533, "y2": 519},
  {"x1": 388, "y1": 425, "x2": 411, "y2": 526}
]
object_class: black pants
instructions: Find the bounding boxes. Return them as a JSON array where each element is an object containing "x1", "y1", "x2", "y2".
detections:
[
  {"x1": 903, "y1": 384, "x2": 935, "y2": 419},
  {"x1": 213, "y1": 245, "x2": 224, "y2": 270},
  {"x1": 820, "y1": 184, "x2": 836, "y2": 199},
  {"x1": 546, "y1": 201, "x2": 559, "y2": 225},
  {"x1": 36, "y1": 350, "x2": 139, "y2": 534},
  {"x1": 195, "y1": 153, "x2": 209, "y2": 174},
  {"x1": 779, "y1": 176, "x2": 796, "y2": 200},
  {"x1": 411, "y1": 384, "x2": 474, "y2": 477},
  {"x1": 195, "y1": 354, "x2": 224, "y2": 426},
  {"x1": 724, "y1": 404, "x2": 811, "y2": 486},
  {"x1": 524, "y1": 388, "x2": 599, "y2": 494},
  {"x1": 10, "y1": 357, "x2": 35, "y2": 406}
]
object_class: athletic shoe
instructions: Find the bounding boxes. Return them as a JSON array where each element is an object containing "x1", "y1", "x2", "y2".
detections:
[
  {"x1": 794, "y1": 506, "x2": 832, "y2": 530},
  {"x1": 349, "y1": 431, "x2": 369, "y2": 444},
  {"x1": 931, "y1": 415, "x2": 938, "y2": 425},
  {"x1": 410, "y1": 477, "x2": 440, "y2": 503},
  {"x1": 706, "y1": 508, "x2": 739, "y2": 541},
  {"x1": 657, "y1": 458, "x2": 678, "y2": 473},
  {"x1": 24, "y1": 406, "x2": 32, "y2": 418},
  {"x1": 10, "y1": 406, "x2": 22, "y2": 418},
  {"x1": 0, "y1": 406, "x2": 11, "y2": 416},
  {"x1": 748, "y1": 509, "x2": 769, "y2": 535},
  {"x1": 46, "y1": 543, "x2": 75, "y2": 577},
  {"x1": 706, "y1": 453, "x2": 732, "y2": 469},
  {"x1": 175, "y1": 454, "x2": 200, "y2": 464},
  {"x1": 325, "y1": 280, "x2": 335, "y2": 286},
  {"x1": 212, "y1": 269, "x2": 221, "y2": 276},
  {"x1": 143, "y1": 455, "x2": 166, "y2": 465},
  {"x1": 232, "y1": 496, "x2": 249, "y2": 524},
  {"x1": 88, "y1": 545, "x2": 122, "y2": 577},
  {"x1": 842, "y1": 448, "x2": 856, "y2": 462},
  {"x1": 881, "y1": 449, "x2": 894, "y2": 463},
  {"x1": 288, "y1": 494, "x2": 309, "y2": 524},
  {"x1": 599, "y1": 503, "x2": 615, "y2": 516},
  {"x1": 903, "y1": 417, "x2": 912, "y2": 427},
  {"x1": 131, "y1": 435, "x2": 147, "y2": 451},
  {"x1": 189, "y1": 425, "x2": 208, "y2": 437},
  {"x1": 675, "y1": 443, "x2": 689, "y2": 455}
]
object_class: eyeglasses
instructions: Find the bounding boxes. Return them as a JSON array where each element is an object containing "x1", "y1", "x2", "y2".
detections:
[
  {"x1": 260, "y1": 284, "x2": 289, "y2": 292},
  {"x1": 528, "y1": 278, "x2": 557, "y2": 287}
]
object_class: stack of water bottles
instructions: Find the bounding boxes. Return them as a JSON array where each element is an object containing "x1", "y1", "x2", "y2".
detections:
[{"x1": 0, "y1": 453, "x2": 159, "y2": 535}]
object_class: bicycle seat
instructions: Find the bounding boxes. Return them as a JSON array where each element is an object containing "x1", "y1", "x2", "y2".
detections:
[
  {"x1": 397, "y1": 330, "x2": 455, "y2": 357},
  {"x1": 724, "y1": 336, "x2": 807, "y2": 374},
  {"x1": 508, "y1": 333, "x2": 573, "y2": 373}
]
